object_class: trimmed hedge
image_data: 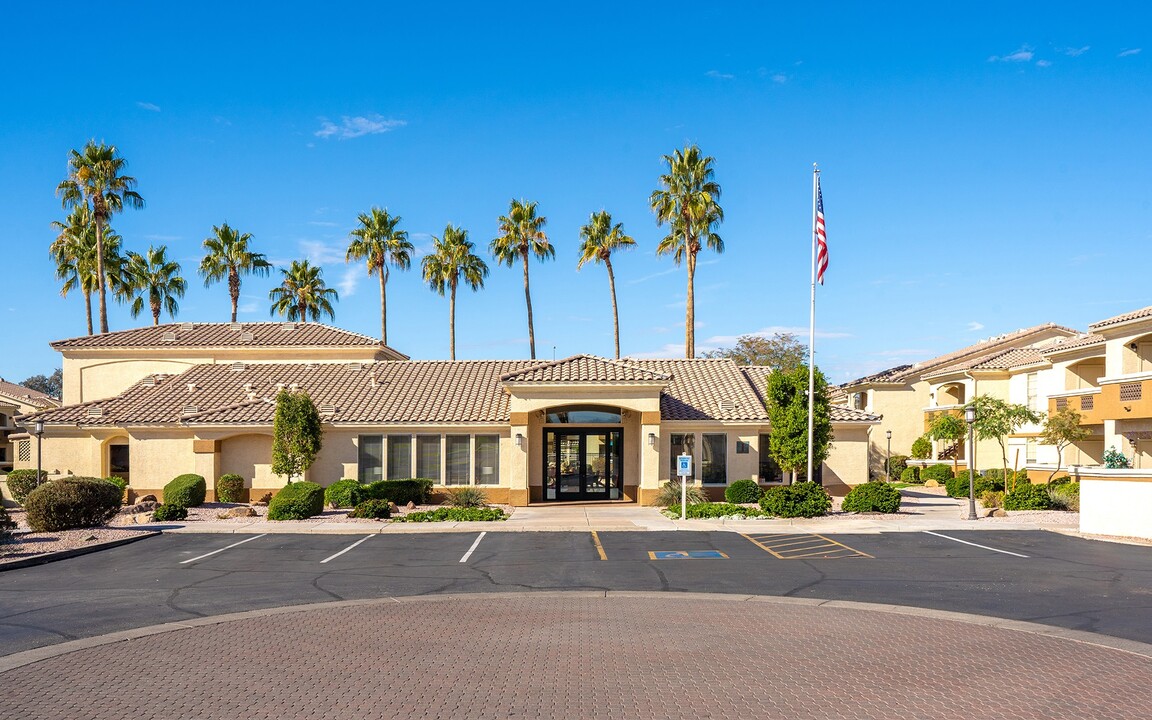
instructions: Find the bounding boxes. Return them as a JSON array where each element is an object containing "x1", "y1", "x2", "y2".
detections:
[
  {"x1": 397, "y1": 507, "x2": 505, "y2": 522},
  {"x1": 163, "y1": 474, "x2": 206, "y2": 508},
  {"x1": 267, "y1": 481, "x2": 325, "y2": 520},
  {"x1": 152, "y1": 503, "x2": 188, "y2": 522},
  {"x1": 900, "y1": 466, "x2": 920, "y2": 483},
  {"x1": 946, "y1": 471, "x2": 1002, "y2": 499},
  {"x1": 922, "y1": 464, "x2": 954, "y2": 483},
  {"x1": 759, "y1": 482, "x2": 832, "y2": 518},
  {"x1": 1004, "y1": 483, "x2": 1054, "y2": 510},
  {"x1": 666, "y1": 502, "x2": 765, "y2": 519},
  {"x1": 841, "y1": 482, "x2": 902, "y2": 513},
  {"x1": 353, "y1": 478, "x2": 434, "y2": 506},
  {"x1": 724, "y1": 479, "x2": 763, "y2": 504},
  {"x1": 0, "y1": 504, "x2": 15, "y2": 543},
  {"x1": 6, "y1": 469, "x2": 48, "y2": 505},
  {"x1": 325, "y1": 478, "x2": 361, "y2": 509},
  {"x1": 887, "y1": 454, "x2": 909, "y2": 480},
  {"x1": 24, "y1": 477, "x2": 123, "y2": 531},
  {"x1": 216, "y1": 474, "x2": 246, "y2": 503},
  {"x1": 348, "y1": 499, "x2": 391, "y2": 519},
  {"x1": 1047, "y1": 482, "x2": 1080, "y2": 511}
]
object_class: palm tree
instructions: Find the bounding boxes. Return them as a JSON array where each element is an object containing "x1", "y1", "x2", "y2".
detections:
[
  {"x1": 577, "y1": 210, "x2": 636, "y2": 359},
  {"x1": 124, "y1": 246, "x2": 186, "y2": 326},
  {"x1": 268, "y1": 260, "x2": 339, "y2": 322},
  {"x1": 57, "y1": 141, "x2": 145, "y2": 334},
  {"x1": 650, "y1": 145, "x2": 724, "y2": 358},
  {"x1": 346, "y1": 207, "x2": 413, "y2": 345},
  {"x1": 50, "y1": 208, "x2": 128, "y2": 335},
  {"x1": 422, "y1": 225, "x2": 488, "y2": 360},
  {"x1": 199, "y1": 223, "x2": 272, "y2": 323},
  {"x1": 490, "y1": 199, "x2": 553, "y2": 359}
]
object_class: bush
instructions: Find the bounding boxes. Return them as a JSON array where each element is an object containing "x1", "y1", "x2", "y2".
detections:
[
  {"x1": 666, "y1": 502, "x2": 765, "y2": 519},
  {"x1": 353, "y1": 479, "x2": 434, "y2": 506},
  {"x1": 946, "y1": 471, "x2": 1003, "y2": 499},
  {"x1": 152, "y1": 503, "x2": 188, "y2": 522},
  {"x1": 724, "y1": 479, "x2": 763, "y2": 504},
  {"x1": 216, "y1": 474, "x2": 246, "y2": 503},
  {"x1": 397, "y1": 507, "x2": 506, "y2": 522},
  {"x1": 104, "y1": 476, "x2": 128, "y2": 497},
  {"x1": 163, "y1": 474, "x2": 206, "y2": 508},
  {"x1": 1048, "y1": 475, "x2": 1073, "y2": 486},
  {"x1": 887, "y1": 454, "x2": 909, "y2": 479},
  {"x1": 982, "y1": 468, "x2": 1030, "y2": 493},
  {"x1": 324, "y1": 478, "x2": 361, "y2": 509},
  {"x1": 6, "y1": 469, "x2": 48, "y2": 505},
  {"x1": 267, "y1": 481, "x2": 325, "y2": 520},
  {"x1": 910, "y1": 435, "x2": 932, "y2": 460},
  {"x1": 922, "y1": 464, "x2": 953, "y2": 483},
  {"x1": 24, "y1": 477, "x2": 123, "y2": 531},
  {"x1": 759, "y1": 482, "x2": 832, "y2": 518},
  {"x1": 654, "y1": 480, "x2": 709, "y2": 507},
  {"x1": 1048, "y1": 482, "x2": 1080, "y2": 511},
  {"x1": 348, "y1": 499, "x2": 392, "y2": 519},
  {"x1": 980, "y1": 490, "x2": 1004, "y2": 509},
  {"x1": 900, "y1": 466, "x2": 921, "y2": 483},
  {"x1": 1103, "y1": 445, "x2": 1130, "y2": 469},
  {"x1": 0, "y1": 504, "x2": 15, "y2": 544},
  {"x1": 841, "y1": 482, "x2": 902, "y2": 513},
  {"x1": 1004, "y1": 483, "x2": 1055, "y2": 511},
  {"x1": 444, "y1": 487, "x2": 489, "y2": 508}
]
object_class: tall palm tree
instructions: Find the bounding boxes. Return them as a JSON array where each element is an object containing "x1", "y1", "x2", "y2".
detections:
[
  {"x1": 577, "y1": 210, "x2": 636, "y2": 359},
  {"x1": 57, "y1": 141, "x2": 145, "y2": 334},
  {"x1": 346, "y1": 207, "x2": 413, "y2": 345},
  {"x1": 422, "y1": 225, "x2": 488, "y2": 360},
  {"x1": 124, "y1": 245, "x2": 186, "y2": 326},
  {"x1": 650, "y1": 145, "x2": 724, "y2": 358},
  {"x1": 490, "y1": 199, "x2": 553, "y2": 359},
  {"x1": 50, "y1": 207, "x2": 129, "y2": 335},
  {"x1": 268, "y1": 260, "x2": 339, "y2": 323},
  {"x1": 199, "y1": 223, "x2": 272, "y2": 323}
]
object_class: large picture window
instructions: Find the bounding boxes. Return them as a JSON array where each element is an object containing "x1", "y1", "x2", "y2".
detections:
[
  {"x1": 475, "y1": 435, "x2": 500, "y2": 485},
  {"x1": 387, "y1": 435, "x2": 412, "y2": 479},
  {"x1": 358, "y1": 435, "x2": 384, "y2": 483},
  {"x1": 446, "y1": 435, "x2": 470, "y2": 485},
  {"x1": 701, "y1": 433, "x2": 727, "y2": 485},
  {"x1": 669, "y1": 433, "x2": 695, "y2": 480},
  {"x1": 416, "y1": 435, "x2": 441, "y2": 481}
]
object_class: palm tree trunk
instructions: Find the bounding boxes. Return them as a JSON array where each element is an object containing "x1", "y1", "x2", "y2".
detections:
[
  {"x1": 95, "y1": 217, "x2": 109, "y2": 334},
  {"x1": 685, "y1": 246, "x2": 697, "y2": 358},
  {"x1": 151, "y1": 298, "x2": 161, "y2": 326},
  {"x1": 83, "y1": 288, "x2": 93, "y2": 335},
  {"x1": 605, "y1": 257, "x2": 620, "y2": 359},
  {"x1": 229, "y1": 269, "x2": 240, "y2": 323},
  {"x1": 449, "y1": 281, "x2": 457, "y2": 361},
  {"x1": 298, "y1": 299, "x2": 307, "y2": 323},
  {"x1": 379, "y1": 268, "x2": 388, "y2": 344},
  {"x1": 522, "y1": 251, "x2": 536, "y2": 359}
]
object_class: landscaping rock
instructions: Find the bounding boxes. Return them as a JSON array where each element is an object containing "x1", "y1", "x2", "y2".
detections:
[
  {"x1": 985, "y1": 508, "x2": 1008, "y2": 518},
  {"x1": 388, "y1": 501, "x2": 398, "y2": 512},
  {"x1": 121, "y1": 501, "x2": 158, "y2": 514},
  {"x1": 924, "y1": 480, "x2": 940, "y2": 488},
  {"x1": 217, "y1": 507, "x2": 257, "y2": 519},
  {"x1": 406, "y1": 501, "x2": 416, "y2": 510},
  {"x1": 137, "y1": 494, "x2": 158, "y2": 503}
]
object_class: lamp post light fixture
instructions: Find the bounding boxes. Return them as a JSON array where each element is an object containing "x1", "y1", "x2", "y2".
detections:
[
  {"x1": 885, "y1": 430, "x2": 892, "y2": 483},
  {"x1": 964, "y1": 405, "x2": 977, "y2": 520},
  {"x1": 34, "y1": 419, "x2": 44, "y2": 489}
]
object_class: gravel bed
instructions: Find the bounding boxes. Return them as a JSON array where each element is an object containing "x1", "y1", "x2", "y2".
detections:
[{"x1": 2, "y1": 509, "x2": 153, "y2": 565}]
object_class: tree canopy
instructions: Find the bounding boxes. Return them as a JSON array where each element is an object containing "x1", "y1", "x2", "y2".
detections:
[
  {"x1": 271, "y1": 390, "x2": 323, "y2": 483},
  {"x1": 1041, "y1": 407, "x2": 1090, "y2": 483},
  {"x1": 700, "y1": 332, "x2": 807, "y2": 372},
  {"x1": 20, "y1": 369, "x2": 63, "y2": 399},
  {"x1": 763, "y1": 364, "x2": 833, "y2": 481}
]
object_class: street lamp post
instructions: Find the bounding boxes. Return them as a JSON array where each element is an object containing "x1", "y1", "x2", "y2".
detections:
[
  {"x1": 885, "y1": 430, "x2": 892, "y2": 483},
  {"x1": 964, "y1": 405, "x2": 977, "y2": 520},
  {"x1": 34, "y1": 419, "x2": 44, "y2": 489}
]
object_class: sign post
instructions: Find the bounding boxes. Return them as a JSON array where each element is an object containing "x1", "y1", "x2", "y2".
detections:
[{"x1": 676, "y1": 454, "x2": 693, "y2": 521}]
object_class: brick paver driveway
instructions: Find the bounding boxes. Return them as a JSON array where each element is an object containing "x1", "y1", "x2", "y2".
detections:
[{"x1": 4, "y1": 593, "x2": 1150, "y2": 719}]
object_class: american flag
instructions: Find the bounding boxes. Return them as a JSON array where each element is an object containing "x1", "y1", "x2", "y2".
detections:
[{"x1": 815, "y1": 175, "x2": 829, "y2": 285}]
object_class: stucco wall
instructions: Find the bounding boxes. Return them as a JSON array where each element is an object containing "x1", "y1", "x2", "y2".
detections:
[
  {"x1": 65, "y1": 358, "x2": 205, "y2": 405},
  {"x1": 1080, "y1": 474, "x2": 1152, "y2": 540}
]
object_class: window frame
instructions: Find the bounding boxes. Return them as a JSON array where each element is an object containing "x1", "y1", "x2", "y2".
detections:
[
  {"x1": 700, "y1": 433, "x2": 728, "y2": 485},
  {"x1": 668, "y1": 432, "x2": 696, "y2": 481}
]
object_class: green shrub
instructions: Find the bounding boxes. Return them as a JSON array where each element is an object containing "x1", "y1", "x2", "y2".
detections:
[
  {"x1": 759, "y1": 482, "x2": 832, "y2": 518},
  {"x1": 151, "y1": 503, "x2": 188, "y2": 522},
  {"x1": 444, "y1": 487, "x2": 489, "y2": 508},
  {"x1": 900, "y1": 466, "x2": 921, "y2": 483},
  {"x1": 6, "y1": 469, "x2": 48, "y2": 505},
  {"x1": 397, "y1": 507, "x2": 506, "y2": 522},
  {"x1": 841, "y1": 482, "x2": 902, "y2": 513},
  {"x1": 104, "y1": 476, "x2": 128, "y2": 496},
  {"x1": 353, "y1": 478, "x2": 434, "y2": 506},
  {"x1": 163, "y1": 473, "x2": 206, "y2": 508},
  {"x1": 724, "y1": 479, "x2": 763, "y2": 504},
  {"x1": 216, "y1": 474, "x2": 246, "y2": 503},
  {"x1": 654, "y1": 480, "x2": 709, "y2": 507},
  {"x1": 886, "y1": 454, "x2": 909, "y2": 479},
  {"x1": 1048, "y1": 475, "x2": 1073, "y2": 486},
  {"x1": 0, "y1": 504, "x2": 15, "y2": 544},
  {"x1": 1103, "y1": 445, "x2": 1131, "y2": 469},
  {"x1": 980, "y1": 490, "x2": 1004, "y2": 509},
  {"x1": 1048, "y1": 482, "x2": 1080, "y2": 511},
  {"x1": 911, "y1": 435, "x2": 933, "y2": 460},
  {"x1": 1004, "y1": 483, "x2": 1054, "y2": 511},
  {"x1": 922, "y1": 464, "x2": 953, "y2": 483},
  {"x1": 267, "y1": 481, "x2": 325, "y2": 520},
  {"x1": 324, "y1": 478, "x2": 361, "y2": 509},
  {"x1": 946, "y1": 471, "x2": 975, "y2": 498},
  {"x1": 24, "y1": 477, "x2": 122, "y2": 531},
  {"x1": 348, "y1": 499, "x2": 392, "y2": 519},
  {"x1": 666, "y1": 502, "x2": 766, "y2": 519}
]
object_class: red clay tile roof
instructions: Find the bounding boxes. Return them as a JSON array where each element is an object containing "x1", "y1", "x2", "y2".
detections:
[
  {"x1": 1040, "y1": 333, "x2": 1106, "y2": 355},
  {"x1": 500, "y1": 355, "x2": 671, "y2": 383},
  {"x1": 0, "y1": 378, "x2": 59, "y2": 408},
  {"x1": 50, "y1": 322, "x2": 406, "y2": 357},
  {"x1": 1089, "y1": 306, "x2": 1152, "y2": 332}
]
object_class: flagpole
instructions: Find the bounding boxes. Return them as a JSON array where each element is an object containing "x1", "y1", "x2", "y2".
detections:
[{"x1": 807, "y1": 164, "x2": 819, "y2": 484}]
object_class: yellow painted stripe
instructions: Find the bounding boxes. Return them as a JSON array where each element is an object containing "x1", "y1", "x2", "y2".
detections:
[
  {"x1": 591, "y1": 531, "x2": 607, "y2": 561},
  {"x1": 742, "y1": 532, "x2": 872, "y2": 560}
]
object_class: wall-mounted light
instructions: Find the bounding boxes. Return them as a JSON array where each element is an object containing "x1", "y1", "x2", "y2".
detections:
[
  {"x1": 515, "y1": 433, "x2": 525, "y2": 449},
  {"x1": 648, "y1": 432, "x2": 656, "y2": 447}
]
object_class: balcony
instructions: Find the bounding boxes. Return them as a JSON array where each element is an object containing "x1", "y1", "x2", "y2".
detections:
[
  {"x1": 1049, "y1": 372, "x2": 1152, "y2": 423},
  {"x1": 1048, "y1": 387, "x2": 1104, "y2": 424},
  {"x1": 923, "y1": 405, "x2": 963, "y2": 433}
]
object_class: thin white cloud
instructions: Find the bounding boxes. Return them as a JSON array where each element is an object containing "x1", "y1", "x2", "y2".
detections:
[
  {"x1": 136, "y1": 101, "x2": 161, "y2": 112},
  {"x1": 695, "y1": 325, "x2": 852, "y2": 354},
  {"x1": 705, "y1": 70, "x2": 735, "y2": 80},
  {"x1": 989, "y1": 46, "x2": 1034, "y2": 62},
  {"x1": 237, "y1": 294, "x2": 260, "y2": 315},
  {"x1": 144, "y1": 234, "x2": 182, "y2": 242},
  {"x1": 1036, "y1": 59, "x2": 1052, "y2": 67},
  {"x1": 966, "y1": 321, "x2": 985, "y2": 332},
  {"x1": 626, "y1": 266, "x2": 681, "y2": 285},
  {"x1": 1062, "y1": 46, "x2": 1091, "y2": 57},
  {"x1": 1119, "y1": 48, "x2": 1142, "y2": 57},
  {"x1": 626, "y1": 343, "x2": 686, "y2": 359},
  {"x1": 337, "y1": 267, "x2": 360, "y2": 298},
  {"x1": 298, "y1": 239, "x2": 346, "y2": 265},
  {"x1": 315, "y1": 114, "x2": 407, "y2": 140},
  {"x1": 307, "y1": 221, "x2": 340, "y2": 228}
]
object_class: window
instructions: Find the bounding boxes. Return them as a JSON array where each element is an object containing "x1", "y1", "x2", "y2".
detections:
[
  {"x1": 669, "y1": 433, "x2": 695, "y2": 480},
  {"x1": 416, "y1": 435, "x2": 441, "y2": 481},
  {"x1": 387, "y1": 435, "x2": 412, "y2": 479},
  {"x1": 358, "y1": 435, "x2": 384, "y2": 482},
  {"x1": 546, "y1": 405, "x2": 622, "y2": 424},
  {"x1": 17, "y1": 440, "x2": 30, "y2": 463},
  {"x1": 758, "y1": 433, "x2": 784, "y2": 483},
  {"x1": 446, "y1": 435, "x2": 470, "y2": 485},
  {"x1": 701, "y1": 433, "x2": 727, "y2": 484},
  {"x1": 1026, "y1": 438, "x2": 1037, "y2": 463},
  {"x1": 475, "y1": 435, "x2": 500, "y2": 485},
  {"x1": 1026, "y1": 373, "x2": 1038, "y2": 412},
  {"x1": 109, "y1": 445, "x2": 130, "y2": 474}
]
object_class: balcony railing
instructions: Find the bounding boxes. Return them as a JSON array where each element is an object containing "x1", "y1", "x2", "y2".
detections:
[{"x1": 1049, "y1": 374, "x2": 1152, "y2": 424}]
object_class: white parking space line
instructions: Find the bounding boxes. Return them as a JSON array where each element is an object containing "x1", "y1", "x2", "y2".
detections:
[
  {"x1": 320, "y1": 535, "x2": 375, "y2": 564},
  {"x1": 923, "y1": 531, "x2": 1029, "y2": 558},
  {"x1": 179, "y1": 534, "x2": 268, "y2": 564},
  {"x1": 459, "y1": 532, "x2": 487, "y2": 563}
]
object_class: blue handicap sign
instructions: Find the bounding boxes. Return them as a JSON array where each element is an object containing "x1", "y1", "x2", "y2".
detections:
[{"x1": 650, "y1": 550, "x2": 728, "y2": 560}]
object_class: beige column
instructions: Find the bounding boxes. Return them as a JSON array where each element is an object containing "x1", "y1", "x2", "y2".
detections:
[
  {"x1": 508, "y1": 413, "x2": 530, "y2": 506},
  {"x1": 637, "y1": 411, "x2": 662, "y2": 505},
  {"x1": 192, "y1": 439, "x2": 221, "y2": 500}
]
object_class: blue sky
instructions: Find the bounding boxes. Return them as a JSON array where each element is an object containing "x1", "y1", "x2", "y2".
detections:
[{"x1": 2, "y1": 2, "x2": 1149, "y2": 387}]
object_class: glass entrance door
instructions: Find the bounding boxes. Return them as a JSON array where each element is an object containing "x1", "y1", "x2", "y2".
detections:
[{"x1": 545, "y1": 429, "x2": 623, "y2": 501}]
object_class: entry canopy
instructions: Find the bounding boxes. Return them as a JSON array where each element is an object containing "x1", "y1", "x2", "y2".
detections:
[{"x1": 546, "y1": 405, "x2": 622, "y2": 424}]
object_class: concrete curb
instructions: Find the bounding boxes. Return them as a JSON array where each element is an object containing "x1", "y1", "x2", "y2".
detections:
[
  {"x1": 0, "y1": 531, "x2": 161, "y2": 572},
  {"x1": 3, "y1": 590, "x2": 1151, "y2": 673}
]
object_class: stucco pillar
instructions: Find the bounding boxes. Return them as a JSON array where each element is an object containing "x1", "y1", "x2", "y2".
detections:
[
  {"x1": 192, "y1": 439, "x2": 221, "y2": 500},
  {"x1": 508, "y1": 413, "x2": 530, "y2": 506},
  {"x1": 638, "y1": 413, "x2": 662, "y2": 505}
]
